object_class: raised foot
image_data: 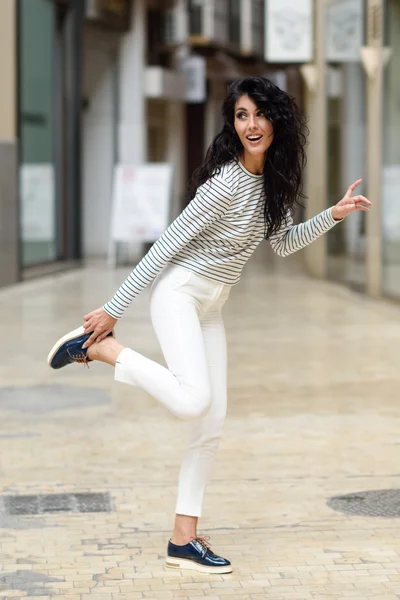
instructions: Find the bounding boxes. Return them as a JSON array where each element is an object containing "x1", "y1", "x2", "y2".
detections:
[{"x1": 47, "y1": 326, "x2": 113, "y2": 370}]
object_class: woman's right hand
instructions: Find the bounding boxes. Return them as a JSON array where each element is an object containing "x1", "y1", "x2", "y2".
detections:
[
  {"x1": 82, "y1": 307, "x2": 117, "y2": 348},
  {"x1": 331, "y1": 179, "x2": 372, "y2": 221}
]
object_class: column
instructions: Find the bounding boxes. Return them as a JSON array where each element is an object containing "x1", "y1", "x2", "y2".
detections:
[
  {"x1": 118, "y1": 0, "x2": 147, "y2": 164},
  {"x1": 302, "y1": 0, "x2": 327, "y2": 279},
  {"x1": 362, "y1": 0, "x2": 385, "y2": 297},
  {"x1": 116, "y1": 0, "x2": 147, "y2": 260},
  {"x1": 0, "y1": 0, "x2": 18, "y2": 287}
]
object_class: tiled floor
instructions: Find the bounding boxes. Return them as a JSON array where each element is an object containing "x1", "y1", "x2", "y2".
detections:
[{"x1": 1, "y1": 251, "x2": 400, "y2": 599}]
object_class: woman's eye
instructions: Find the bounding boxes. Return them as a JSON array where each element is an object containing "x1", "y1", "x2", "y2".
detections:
[{"x1": 236, "y1": 112, "x2": 246, "y2": 119}]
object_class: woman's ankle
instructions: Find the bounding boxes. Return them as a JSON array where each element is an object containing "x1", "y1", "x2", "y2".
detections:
[
  {"x1": 170, "y1": 533, "x2": 196, "y2": 546},
  {"x1": 171, "y1": 514, "x2": 198, "y2": 546},
  {"x1": 87, "y1": 337, "x2": 124, "y2": 365}
]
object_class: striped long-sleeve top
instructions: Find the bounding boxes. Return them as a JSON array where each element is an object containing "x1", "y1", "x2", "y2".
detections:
[{"x1": 103, "y1": 160, "x2": 339, "y2": 319}]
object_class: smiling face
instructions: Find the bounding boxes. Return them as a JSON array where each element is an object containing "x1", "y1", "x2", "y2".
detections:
[{"x1": 234, "y1": 94, "x2": 274, "y2": 173}]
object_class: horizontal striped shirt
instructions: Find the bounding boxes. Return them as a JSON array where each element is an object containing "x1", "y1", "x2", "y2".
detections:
[{"x1": 103, "y1": 160, "x2": 338, "y2": 319}]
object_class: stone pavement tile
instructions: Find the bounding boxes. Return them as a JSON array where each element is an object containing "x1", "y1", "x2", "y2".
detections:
[
  {"x1": 149, "y1": 583, "x2": 181, "y2": 592},
  {"x1": 210, "y1": 581, "x2": 243, "y2": 589},
  {"x1": 91, "y1": 586, "x2": 125, "y2": 594},
  {"x1": 81, "y1": 596, "x2": 142, "y2": 600},
  {"x1": 188, "y1": 597, "x2": 220, "y2": 600},
  {"x1": 142, "y1": 592, "x2": 175, "y2": 598},
  {"x1": 263, "y1": 568, "x2": 299, "y2": 575},
  {"x1": 295, "y1": 566, "x2": 327, "y2": 573},
  {"x1": 269, "y1": 579, "x2": 300, "y2": 586},
  {"x1": 169, "y1": 592, "x2": 207, "y2": 598},
  {"x1": 181, "y1": 583, "x2": 212, "y2": 590},
  {"x1": 352, "y1": 575, "x2": 391, "y2": 585},
  {"x1": 131, "y1": 583, "x2": 152, "y2": 591},
  {"x1": 277, "y1": 594, "x2": 313, "y2": 600},
  {"x1": 43, "y1": 582, "x2": 73, "y2": 590}
]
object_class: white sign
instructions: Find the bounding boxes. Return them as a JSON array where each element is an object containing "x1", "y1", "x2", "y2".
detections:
[
  {"x1": 181, "y1": 54, "x2": 206, "y2": 103},
  {"x1": 20, "y1": 164, "x2": 55, "y2": 242},
  {"x1": 265, "y1": 0, "x2": 313, "y2": 63},
  {"x1": 326, "y1": 0, "x2": 364, "y2": 62},
  {"x1": 110, "y1": 164, "x2": 173, "y2": 243}
]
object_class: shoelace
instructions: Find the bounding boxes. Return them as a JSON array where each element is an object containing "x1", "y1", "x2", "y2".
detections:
[
  {"x1": 67, "y1": 349, "x2": 90, "y2": 368},
  {"x1": 190, "y1": 536, "x2": 212, "y2": 557}
]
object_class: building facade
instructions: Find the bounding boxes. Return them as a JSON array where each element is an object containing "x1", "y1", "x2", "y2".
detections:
[
  {"x1": 0, "y1": 0, "x2": 399, "y2": 305},
  {"x1": 302, "y1": 0, "x2": 400, "y2": 301}
]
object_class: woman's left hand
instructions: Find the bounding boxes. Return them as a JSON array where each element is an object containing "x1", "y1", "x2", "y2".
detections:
[
  {"x1": 331, "y1": 179, "x2": 372, "y2": 221},
  {"x1": 82, "y1": 307, "x2": 117, "y2": 349}
]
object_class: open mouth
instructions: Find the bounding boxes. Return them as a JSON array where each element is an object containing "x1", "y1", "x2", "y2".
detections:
[{"x1": 246, "y1": 135, "x2": 262, "y2": 142}]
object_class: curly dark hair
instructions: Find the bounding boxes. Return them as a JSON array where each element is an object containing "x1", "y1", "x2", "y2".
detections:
[{"x1": 186, "y1": 77, "x2": 308, "y2": 238}]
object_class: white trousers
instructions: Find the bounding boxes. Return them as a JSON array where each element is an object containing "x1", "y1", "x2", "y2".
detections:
[{"x1": 114, "y1": 265, "x2": 231, "y2": 517}]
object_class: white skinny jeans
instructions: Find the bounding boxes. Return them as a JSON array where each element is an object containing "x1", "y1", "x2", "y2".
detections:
[{"x1": 114, "y1": 264, "x2": 231, "y2": 517}]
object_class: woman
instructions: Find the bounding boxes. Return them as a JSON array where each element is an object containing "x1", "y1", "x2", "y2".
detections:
[{"x1": 47, "y1": 77, "x2": 371, "y2": 574}]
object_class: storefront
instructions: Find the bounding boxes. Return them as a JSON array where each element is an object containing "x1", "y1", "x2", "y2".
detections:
[
  {"x1": 17, "y1": 0, "x2": 134, "y2": 274},
  {"x1": 18, "y1": 0, "x2": 83, "y2": 274}
]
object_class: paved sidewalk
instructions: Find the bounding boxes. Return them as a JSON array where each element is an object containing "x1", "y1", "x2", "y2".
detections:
[{"x1": 1, "y1": 255, "x2": 400, "y2": 600}]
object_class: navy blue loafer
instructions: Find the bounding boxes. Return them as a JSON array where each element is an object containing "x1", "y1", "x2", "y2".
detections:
[
  {"x1": 166, "y1": 537, "x2": 232, "y2": 574},
  {"x1": 47, "y1": 326, "x2": 113, "y2": 369}
]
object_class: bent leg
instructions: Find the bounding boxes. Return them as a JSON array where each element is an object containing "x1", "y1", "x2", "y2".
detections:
[{"x1": 114, "y1": 279, "x2": 212, "y2": 421}]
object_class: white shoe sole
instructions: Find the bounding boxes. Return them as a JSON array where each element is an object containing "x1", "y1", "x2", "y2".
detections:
[
  {"x1": 165, "y1": 557, "x2": 232, "y2": 574},
  {"x1": 47, "y1": 326, "x2": 86, "y2": 367}
]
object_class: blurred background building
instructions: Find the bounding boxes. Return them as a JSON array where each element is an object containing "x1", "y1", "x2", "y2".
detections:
[{"x1": 0, "y1": 0, "x2": 399, "y2": 301}]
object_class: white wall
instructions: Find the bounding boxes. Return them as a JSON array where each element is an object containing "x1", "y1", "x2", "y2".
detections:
[{"x1": 82, "y1": 26, "x2": 119, "y2": 257}]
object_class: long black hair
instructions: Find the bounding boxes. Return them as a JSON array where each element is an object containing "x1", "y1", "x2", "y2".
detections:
[{"x1": 186, "y1": 77, "x2": 308, "y2": 239}]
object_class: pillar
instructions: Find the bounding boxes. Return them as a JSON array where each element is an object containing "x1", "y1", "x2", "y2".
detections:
[
  {"x1": 362, "y1": 0, "x2": 385, "y2": 297},
  {"x1": 302, "y1": 0, "x2": 328, "y2": 279},
  {"x1": 0, "y1": 0, "x2": 19, "y2": 287}
]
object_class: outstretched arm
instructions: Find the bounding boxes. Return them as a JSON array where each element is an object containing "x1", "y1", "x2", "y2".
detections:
[
  {"x1": 269, "y1": 179, "x2": 371, "y2": 257},
  {"x1": 82, "y1": 174, "x2": 233, "y2": 347}
]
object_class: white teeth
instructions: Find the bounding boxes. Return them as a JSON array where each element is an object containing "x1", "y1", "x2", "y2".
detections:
[{"x1": 248, "y1": 136, "x2": 261, "y2": 140}]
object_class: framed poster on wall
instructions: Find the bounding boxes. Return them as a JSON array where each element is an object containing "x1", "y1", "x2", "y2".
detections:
[
  {"x1": 326, "y1": 0, "x2": 364, "y2": 62},
  {"x1": 265, "y1": 0, "x2": 313, "y2": 63}
]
